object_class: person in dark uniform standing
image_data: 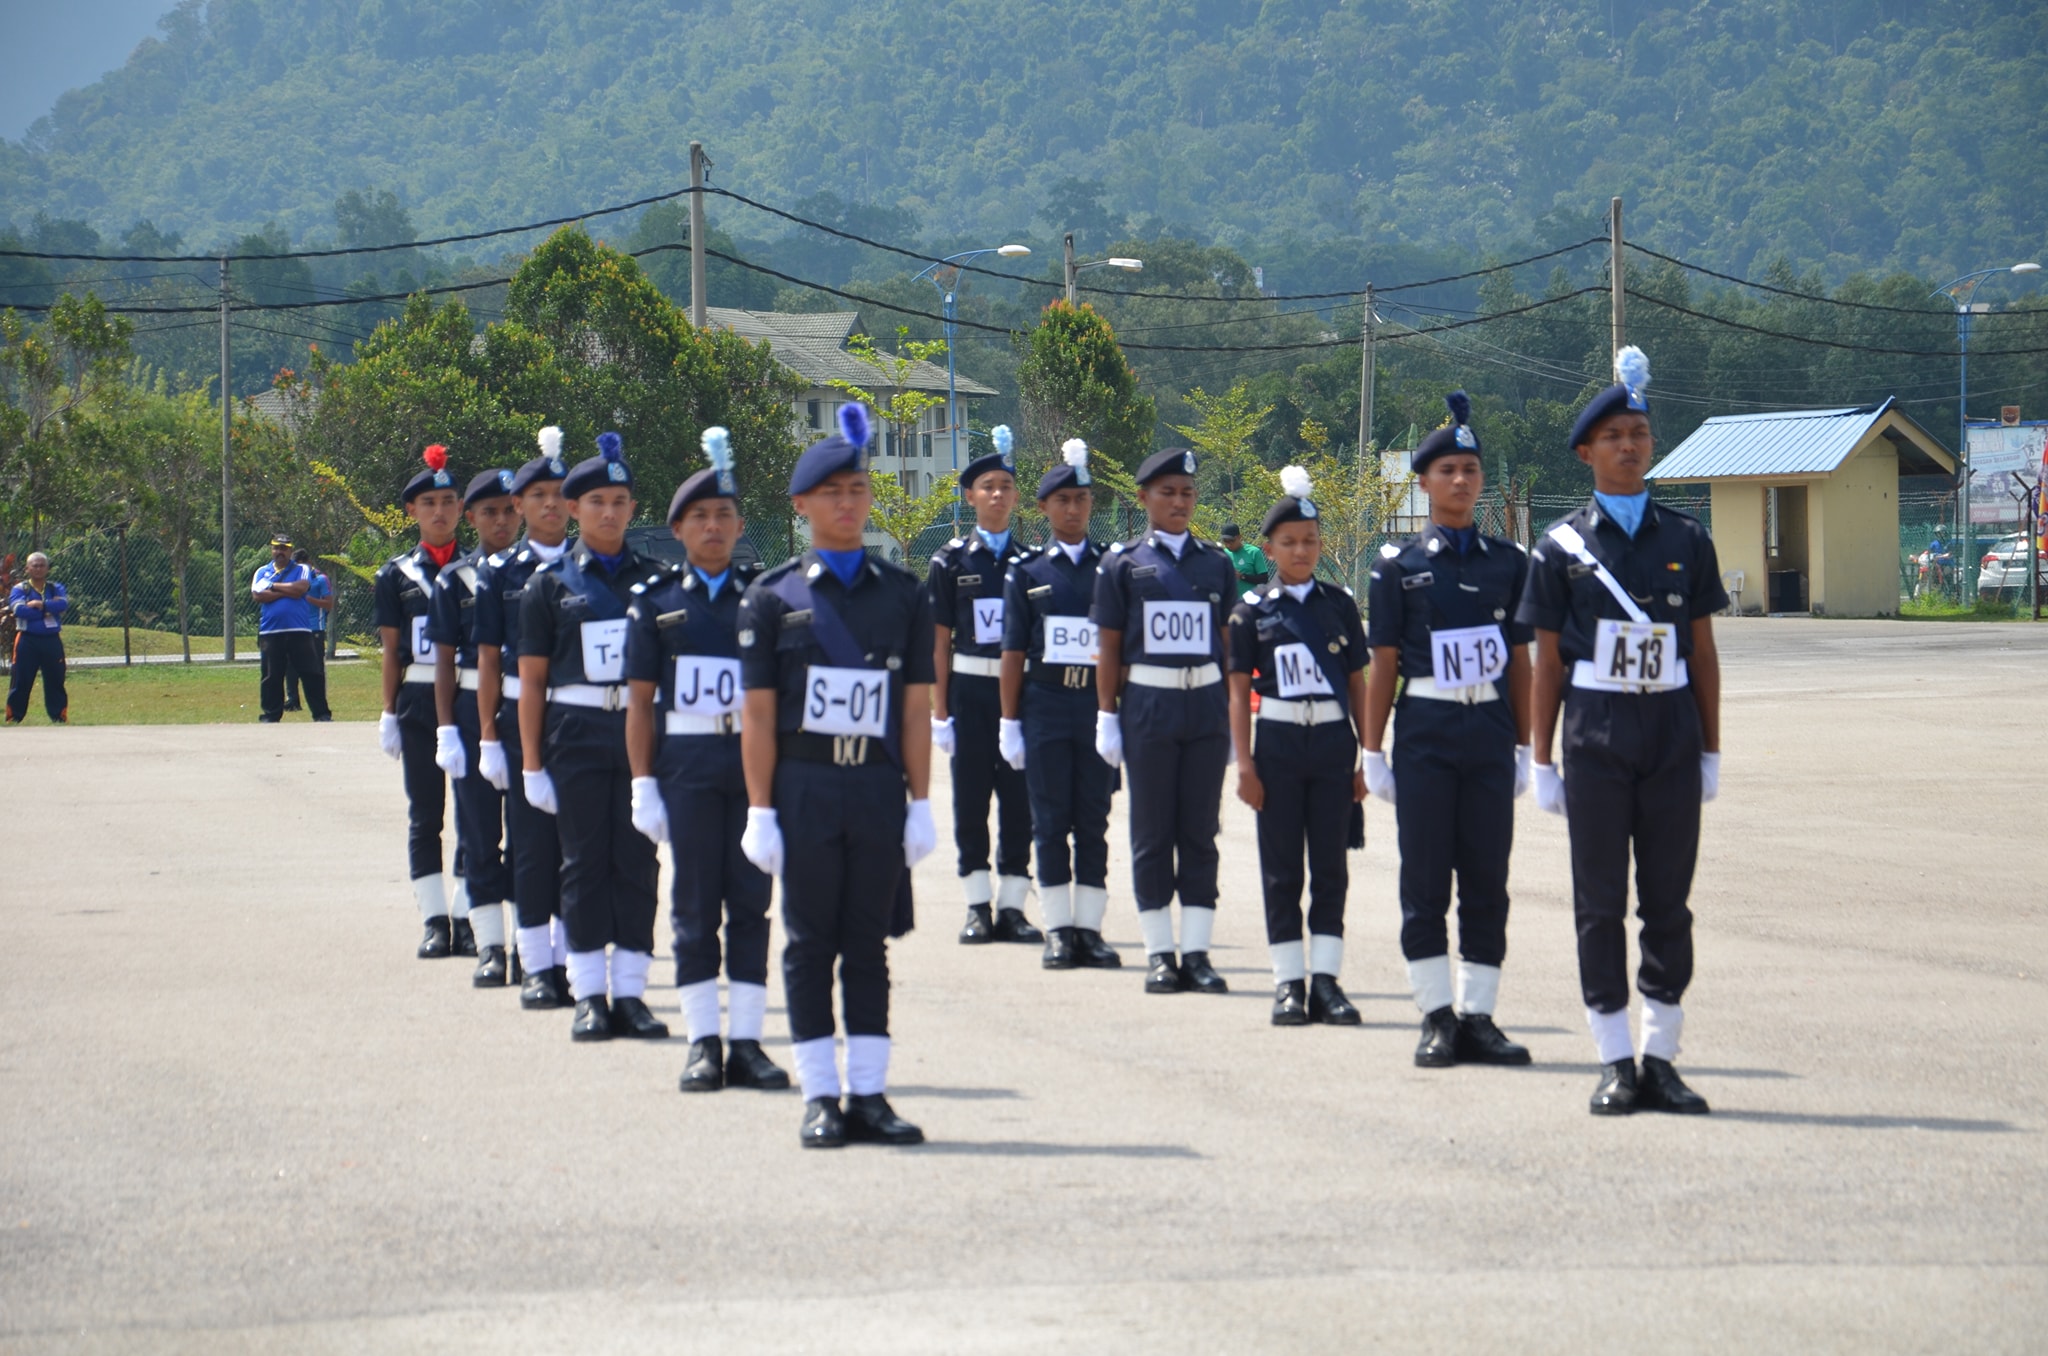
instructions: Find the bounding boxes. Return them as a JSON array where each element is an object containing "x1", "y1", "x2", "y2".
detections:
[
  {"x1": 1363, "y1": 393, "x2": 1535, "y2": 1068},
  {"x1": 429, "y1": 467, "x2": 523, "y2": 987},
  {"x1": 473, "y1": 429, "x2": 574, "y2": 1009},
  {"x1": 625, "y1": 427, "x2": 790, "y2": 1095},
  {"x1": 1092, "y1": 447, "x2": 1237, "y2": 996},
  {"x1": 1228, "y1": 466, "x2": 1369, "y2": 1026},
  {"x1": 999, "y1": 438, "x2": 1120, "y2": 971},
  {"x1": 1517, "y1": 347, "x2": 1724, "y2": 1117},
  {"x1": 737, "y1": 404, "x2": 934, "y2": 1149},
  {"x1": 928, "y1": 424, "x2": 1041, "y2": 946},
  {"x1": 517, "y1": 432, "x2": 670, "y2": 1043},
  {"x1": 374, "y1": 445, "x2": 474, "y2": 959},
  {"x1": 6, "y1": 552, "x2": 68, "y2": 724}
]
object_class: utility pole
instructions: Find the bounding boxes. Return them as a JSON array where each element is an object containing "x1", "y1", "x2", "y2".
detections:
[
  {"x1": 1357, "y1": 283, "x2": 1375, "y2": 465},
  {"x1": 1064, "y1": 232, "x2": 1078, "y2": 306},
  {"x1": 1610, "y1": 196, "x2": 1626, "y2": 355},
  {"x1": 219, "y1": 256, "x2": 235, "y2": 663},
  {"x1": 688, "y1": 141, "x2": 710, "y2": 329}
]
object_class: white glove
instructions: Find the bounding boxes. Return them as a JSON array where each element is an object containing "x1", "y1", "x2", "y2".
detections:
[
  {"x1": 433, "y1": 724, "x2": 466, "y2": 780},
  {"x1": 523, "y1": 768, "x2": 558, "y2": 816},
  {"x1": 998, "y1": 718, "x2": 1027, "y2": 770},
  {"x1": 630, "y1": 776, "x2": 669, "y2": 844},
  {"x1": 1362, "y1": 749, "x2": 1396, "y2": 804},
  {"x1": 741, "y1": 807, "x2": 784, "y2": 876},
  {"x1": 377, "y1": 712, "x2": 403, "y2": 760},
  {"x1": 477, "y1": 740, "x2": 509, "y2": 791},
  {"x1": 1094, "y1": 710, "x2": 1124, "y2": 768},
  {"x1": 904, "y1": 798, "x2": 937, "y2": 867},
  {"x1": 1513, "y1": 744, "x2": 1533, "y2": 799},
  {"x1": 930, "y1": 716, "x2": 957, "y2": 756},
  {"x1": 1701, "y1": 751, "x2": 1721, "y2": 804},
  {"x1": 1533, "y1": 763, "x2": 1566, "y2": 817}
]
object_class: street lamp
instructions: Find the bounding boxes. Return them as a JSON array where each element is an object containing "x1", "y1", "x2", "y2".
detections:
[
  {"x1": 912, "y1": 244, "x2": 1031, "y2": 528},
  {"x1": 1933, "y1": 261, "x2": 2042, "y2": 598},
  {"x1": 1063, "y1": 231, "x2": 1143, "y2": 305}
]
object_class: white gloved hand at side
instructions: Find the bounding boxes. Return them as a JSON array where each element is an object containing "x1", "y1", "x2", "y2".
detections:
[
  {"x1": 1362, "y1": 749, "x2": 1396, "y2": 804},
  {"x1": 903, "y1": 799, "x2": 937, "y2": 867},
  {"x1": 1513, "y1": 744, "x2": 1533, "y2": 799},
  {"x1": 1700, "y1": 751, "x2": 1721, "y2": 804},
  {"x1": 377, "y1": 712, "x2": 403, "y2": 760},
  {"x1": 930, "y1": 716, "x2": 956, "y2": 756},
  {"x1": 629, "y1": 776, "x2": 669, "y2": 844},
  {"x1": 741, "y1": 807, "x2": 784, "y2": 876},
  {"x1": 522, "y1": 768, "x2": 558, "y2": 816},
  {"x1": 998, "y1": 718, "x2": 1026, "y2": 770},
  {"x1": 477, "y1": 740, "x2": 509, "y2": 791},
  {"x1": 1094, "y1": 711, "x2": 1124, "y2": 768},
  {"x1": 1533, "y1": 763, "x2": 1566, "y2": 817},
  {"x1": 433, "y1": 724, "x2": 467, "y2": 779}
]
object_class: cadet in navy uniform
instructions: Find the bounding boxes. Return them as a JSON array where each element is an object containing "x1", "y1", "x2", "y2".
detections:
[
  {"x1": 516, "y1": 432, "x2": 671, "y2": 1043},
  {"x1": 927, "y1": 424, "x2": 1041, "y2": 946},
  {"x1": 1092, "y1": 447, "x2": 1237, "y2": 996},
  {"x1": 625, "y1": 427, "x2": 790, "y2": 1095},
  {"x1": 1363, "y1": 393, "x2": 1536, "y2": 1068},
  {"x1": 428, "y1": 467, "x2": 523, "y2": 987},
  {"x1": 737, "y1": 404, "x2": 935, "y2": 1149},
  {"x1": 472, "y1": 429, "x2": 575, "y2": 1009},
  {"x1": 374, "y1": 445, "x2": 474, "y2": 959},
  {"x1": 1517, "y1": 347, "x2": 1724, "y2": 1116},
  {"x1": 1227, "y1": 466, "x2": 1370, "y2": 1026},
  {"x1": 998, "y1": 439, "x2": 1121, "y2": 971}
]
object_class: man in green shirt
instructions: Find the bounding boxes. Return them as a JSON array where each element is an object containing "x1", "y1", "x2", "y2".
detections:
[{"x1": 1220, "y1": 524, "x2": 1270, "y2": 588}]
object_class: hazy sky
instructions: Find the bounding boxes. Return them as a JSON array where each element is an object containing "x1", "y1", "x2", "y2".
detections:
[{"x1": 0, "y1": 0, "x2": 177, "y2": 141}]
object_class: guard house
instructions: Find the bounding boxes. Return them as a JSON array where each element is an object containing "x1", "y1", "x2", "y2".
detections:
[{"x1": 1647, "y1": 399, "x2": 1955, "y2": 616}]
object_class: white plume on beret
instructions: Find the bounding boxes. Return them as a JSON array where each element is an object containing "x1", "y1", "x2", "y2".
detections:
[
  {"x1": 1279, "y1": 464, "x2": 1313, "y2": 499},
  {"x1": 701, "y1": 425, "x2": 733, "y2": 472},
  {"x1": 537, "y1": 426, "x2": 563, "y2": 458},
  {"x1": 1062, "y1": 438, "x2": 1089, "y2": 467},
  {"x1": 1614, "y1": 345, "x2": 1651, "y2": 390}
]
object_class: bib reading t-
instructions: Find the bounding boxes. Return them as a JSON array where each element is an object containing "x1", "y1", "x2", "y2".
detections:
[{"x1": 579, "y1": 618, "x2": 629, "y2": 683}]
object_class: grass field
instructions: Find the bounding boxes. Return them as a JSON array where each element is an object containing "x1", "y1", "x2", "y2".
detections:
[{"x1": 4, "y1": 659, "x2": 383, "y2": 725}]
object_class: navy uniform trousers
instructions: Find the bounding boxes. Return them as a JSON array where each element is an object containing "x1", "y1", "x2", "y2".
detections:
[
  {"x1": 1023, "y1": 679, "x2": 1113, "y2": 889},
  {"x1": 1122, "y1": 682, "x2": 1229, "y2": 912},
  {"x1": 658, "y1": 732, "x2": 770, "y2": 988},
  {"x1": 1561, "y1": 687, "x2": 1701, "y2": 1012},
  {"x1": 951, "y1": 671, "x2": 1033, "y2": 879},
  {"x1": 1392, "y1": 695, "x2": 1516, "y2": 964},
  {"x1": 497, "y1": 696, "x2": 561, "y2": 933},
  {"x1": 547, "y1": 705, "x2": 658, "y2": 954},
  {"x1": 6, "y1": 631, "x2": 66, "y2": 721},
  {"x1": 777, "y1": 758, "x2": 904, "y2": 1042},
  {"x1": 395, "y1": 679, "x2": 452, "y2": 881},
  {"x1": 1253, "y1": 718, "x2": 1356, "y2": 944},
  {"x1": 450, "y1": 687, "x2": 511, "y2": 908}
]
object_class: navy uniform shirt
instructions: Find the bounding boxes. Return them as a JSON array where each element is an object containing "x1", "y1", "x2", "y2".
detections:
[
  {"x1": 624, "y1": 561, "x2": 761, "y2": 718},
  {"x1": 518, "y1": 541, "x2": 663, "y2": 686},
  {"x1": 737, "y1": 551, "x2": 936, "y2": 736},
  {"x1": 1515, "y1": 500, "x2": 1727, "y2": 665},
  {"x1": 372, "y1": 544, "x2": 448, "y2": 669},
  {"x1": 424, "y1": 546, "x2": 493, "y2": 670},
  {"x1": 1227, "y1": 579, "x2": 1368, "y2": 700},
  {"x1": 1001, "y1": 538, "x2": 1106, "y2": 677},
  {"x1": 928, "y1": 530, "x2": 1032, "y2": 661},
  {"x1": 1367, "y1": 523, "x2": 1534, "y2": 677},
  {"x1": 472, "y1": 538, "x2": 569, "y2": 680},
  {"x1": 1090, "y1": 531, "x2": 1236, "y2": 667}
]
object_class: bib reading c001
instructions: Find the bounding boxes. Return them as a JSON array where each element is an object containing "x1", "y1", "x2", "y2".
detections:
[{"x1": 1143, "y1": 600, "x2": 1209, "y2": 655}]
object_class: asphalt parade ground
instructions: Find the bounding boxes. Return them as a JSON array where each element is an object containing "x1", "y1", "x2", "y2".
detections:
[{"x1": 3, "y1": 619, "x2": 2045, "y2": 1353}]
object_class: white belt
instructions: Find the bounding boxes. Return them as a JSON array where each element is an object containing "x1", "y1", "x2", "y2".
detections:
[
  {"x1": 666, "y1": 710, "x2": 741, "y2": 735},
  {"x1": 1571, "y1": 658, "x2": 1690, "y2": 694},
  {"x1": 501, "y1": 675, "x2": 522, "y2": 700},
  {"x1": 549, "y1": 683, "x2": 627, "y2": 711},
  {"x1": 403, "y1": 663, "x2": 435, "y2": 684},
  {"x1": 457, "y1": 669, "x2": 480, "y2": 691},
  {"x1": 1404, "y1": 676, "x2": 1500, "y2": 705},
  {"x1": 1257, "y1": 697, "x2": 1347, "y2": 726},
  {"x1": 951, "y1": 655, "x2": 1002, "y2": 678},
  {"x1": 1127, "y1": 662, "x2": 1222, "y2": 690}
]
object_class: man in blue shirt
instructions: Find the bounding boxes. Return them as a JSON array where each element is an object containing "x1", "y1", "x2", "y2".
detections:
[
  {"x1": 7, "y1": 551, "x2": 69, "y2": 724},
  {"x1": 285, "y1": 548, "x2": 332, "y2": 713},
  {"x1": 251, "y1": 534, "x2": 331, "y2": 722}
]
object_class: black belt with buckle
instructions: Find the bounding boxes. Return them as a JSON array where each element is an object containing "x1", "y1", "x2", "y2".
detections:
[
  {"x1": 1029, "y1": 664, "x2": 1096, "y2": 690},
  {"x1": 779, "y1": 731, "x2": 893, "y2": 767}
]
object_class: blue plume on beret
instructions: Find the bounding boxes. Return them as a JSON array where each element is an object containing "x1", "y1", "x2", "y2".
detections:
[
  {"x1": 992, "y1": 424, "x2": 1014, "y2": 457},
  {"x1": 838, "y1": 403, "x2": 872, "y2": 449},
  {"x1": 598, "y1": 431, "x2": 623, "y2": 462},
  {"x1": 1615, "y1": 346, "x2": 1650, "y2": 392},
  {"x1": 702, "y1": 425, "x2": 733, "y2": 472},
  {"x1": 1446, "y1": 390, "x2": 1471, "y2": 427}
]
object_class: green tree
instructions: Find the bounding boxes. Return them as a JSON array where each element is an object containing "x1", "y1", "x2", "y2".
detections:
[
  {"x1": 866, "y1": 471, "x2": 954, "y2": 573},
  {"x1": 1173, "y1": 381, "x2": 1276, "y2": 540},
  {"x1": 0, "y1": 294, "x2": 134, "y2": 547},
  {"x1": 826, "y1": 326, "x2": 950, "y2": 477},
  {"x1": 1015, "y1": 301, "x2": 1155, "y2": 477}
]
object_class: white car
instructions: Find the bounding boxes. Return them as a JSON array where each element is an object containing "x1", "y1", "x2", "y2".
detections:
[{"x1": 1978, "y1": 533, "x2": 2048, "y2": 602}]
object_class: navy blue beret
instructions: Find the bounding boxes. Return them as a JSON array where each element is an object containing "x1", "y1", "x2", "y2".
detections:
[
  {"x1": 401, "y1": 444, "x2": 459, "y2": 503},
  {"x1": 1137, "y1": 447, "x2": 1198, "y2": 484},
  {"x1": 465, "y1": 468, "x2": 516, "y2": 506},
  {"x1": 1037, "y1": 438, "x2": 1095, "y2": 500},
  {"x1": 1413, "y1": 391, "x2": 1482, "y2": 473},
  {"x1": 959, "y1": 424, "x2": 1018, "y2": 489},
  {"x1": 562, "y1": 431, "x2": 632, "y2": 499},
  {"x1": 790, "y1": 404, "x2": 873, "y2": 495},
  {"x1": 512, "y1": 427, "x2": 570, "y2": 494},
  {"x1": 1569, "y1": 346, "x2": 1652, "y2": 449}
]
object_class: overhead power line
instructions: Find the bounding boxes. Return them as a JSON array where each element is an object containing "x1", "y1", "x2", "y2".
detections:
[
  {"x1": 1624, "y1": 243, "x2": 1983, "y2": 317},
  {"x1": 1621, "y1": 289, "x2": 2048, "y2": 356}
]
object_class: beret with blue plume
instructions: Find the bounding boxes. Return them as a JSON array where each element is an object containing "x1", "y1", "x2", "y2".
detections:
[
  {"x1": 1413, "y1": 389, "x2": 1483, "y2": 472},
  {"x1": 789, "y1": 402, "x2": 875, "y2": 495},
  {"x1": 668, "y1": 425, "x2": 741, "y2": 522},
  {"x1": 958, "y1": 422, "x2": 1019, "y2": 489},
  {"x1": 563, "y1": 429, "x2": 634, "y2": 498},
  {"x1": 1569, "y1": 345, "x2": 1653, "y2": 448}
]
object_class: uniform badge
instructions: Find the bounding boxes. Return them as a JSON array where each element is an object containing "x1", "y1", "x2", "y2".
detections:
[
  {"x1": 717, "y1": 470, "x2": 736, "y2": 494},
  {"x1": 434, "y1": 471, "x2": 452, "y2": 487},
  {"x1": 1301, "y1": 499, "x2": 1318, "y2": 519},
  {"x1": 1455, "y1": 425, "x2": 1477, "y2": 449},
  {"x1": 1627, "y1": 391, "x2": 1648, "y2": 411},
  {"x1": 1328, "y1": 641, "x2": 1341, "y2": 654},
  {"x1": 1494, "y1": 608, "x2": 1506, "y2": 620},
  {"x1": 1182, "y1": 451, "x2": 1196, "y2": 474},
  {"x1": 1000, "y1": 450, "x2": 1014, "y2": 470},
  {"x1": 548, "y1": 458, "x2": 565, "y2": 475},
  {"x1": 1379, "y1": 544, "x2": 1400, "y2": 560},
  {"x1": 885, "y1": 655, "x2": 902, "y2": 670},
  {"x1": 607, "y1": 463, "x2": 627, "y2": 483},
  {"x1": 1426, "y1": 538, "x2": 1441, "y2": 554},
  {"x1": 737, "y1": 628, "x2": 755, "y2": 646},
  {"x1": 497, "y1": 470, "x2": 515, "y2": 492},
  {"x1": 1667, "y1": 592, "x2": 1684, "y2": 607}
]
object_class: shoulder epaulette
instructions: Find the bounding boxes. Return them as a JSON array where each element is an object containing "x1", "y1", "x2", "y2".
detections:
[
  {"x1": 1242, "y1": 589, "x2": 1261, "y2": 604},
  {"x1": 1379, "y1": 543, "x2": 1400, "y2": 559}
]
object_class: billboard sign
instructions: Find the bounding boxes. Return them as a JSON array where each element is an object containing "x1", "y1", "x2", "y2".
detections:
[{"x1": 1966, "y1": 423, "x2": 2048, "y2": 523}]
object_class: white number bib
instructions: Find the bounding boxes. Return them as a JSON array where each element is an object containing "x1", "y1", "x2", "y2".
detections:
[
  {"x1": 971, "y1": 597, "x2": 1006, "y2": 646},
  {"x1": 1271, "y1": 642, "x2": 1334, "y2": 698},
  {"x1": 802, "y1": 665, "x2": 890, "y2": 737},
  {"x1": 1430, "y1": 624, "x2": 1508, "y2": 690},
  {"x1": 1143, "y1": 600, "x2": 1210, "y2": 656},
  {"x1": 673, "y1": 656, "x2": 742, "y2": 715},
  {"x1": 579, "y1": 618, "x2": 629, "y2": 683},
  {"x1": 1042, "y1": 616, "x2": 1098, "y2": 667},
  {"x1": 410, "y1": 615, "x2": 437, "y2": 664},
  {"x1": 1592, "y1": 619, "x2": 1681, "y2": 690}
]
